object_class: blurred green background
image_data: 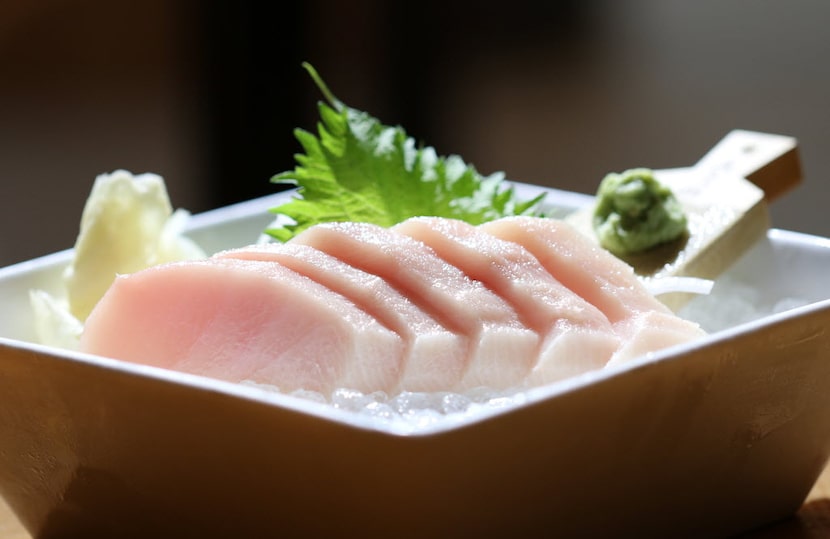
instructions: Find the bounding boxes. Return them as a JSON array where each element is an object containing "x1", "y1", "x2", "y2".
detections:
[{"x1": 0, "y1": 0, "x2": 826, "y2": 265}]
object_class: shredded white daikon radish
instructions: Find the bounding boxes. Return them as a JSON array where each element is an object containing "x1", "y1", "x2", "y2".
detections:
[{"x1": 641, "y1": 276, "x2": 714, "y2": 297}]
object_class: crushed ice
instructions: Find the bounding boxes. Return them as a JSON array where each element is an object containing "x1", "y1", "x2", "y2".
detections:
[
  {"x1": 241, "y1": 382, "x2": 529, "y2": 432},
  {"x1": 678, "y1": 274, "x2": 810, "y2": 333},
  {"x1": 324, "y1": 387, "x2": 528, "y2": 431}
]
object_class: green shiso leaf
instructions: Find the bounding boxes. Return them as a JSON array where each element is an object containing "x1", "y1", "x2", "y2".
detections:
[{"x1": 266, "y1": 62, "x2": 545, "y2": 242}]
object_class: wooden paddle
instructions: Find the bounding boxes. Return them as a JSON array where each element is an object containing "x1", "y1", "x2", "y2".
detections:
[{"x1": 565, "y1": 129, "x2": 802, "y2": 310}]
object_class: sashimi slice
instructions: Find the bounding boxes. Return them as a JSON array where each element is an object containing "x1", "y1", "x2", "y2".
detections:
[
  {"x1": 528, "y1": 322, "x2": 622, "y2": 385},
  {"x1": 215, "y1": 243, "x2": 467, "y2": 392},
  {"x1": 393, "y1": 217, "x2": 620, "y2": 383},
  {"x1": 290, "y1": 222, "x2": 540, "y2": 391},
  {"x1": 481, "y1": 217, "x2": 706, "y2": 361},
  {"x1": 607, "y1": 311, "x2": 706, "y2": 366},
  {"x1": 481, "y1": 217, "x2": 670, "y2": 322},
  {"x1": 79, "y1": 258, "x2": 404, "y2": 395}
]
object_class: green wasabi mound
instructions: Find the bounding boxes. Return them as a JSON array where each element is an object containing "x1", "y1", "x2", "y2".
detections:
[{"x1": 592, "y1": 168, "x2": 687, "y2": 256}]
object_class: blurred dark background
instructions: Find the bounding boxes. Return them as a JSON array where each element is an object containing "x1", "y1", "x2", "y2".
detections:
[{"x1": 1, "y1": 0, "x2": 827, "y2": 265}]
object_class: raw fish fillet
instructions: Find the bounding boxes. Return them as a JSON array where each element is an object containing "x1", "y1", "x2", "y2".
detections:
[
  {"x1": 80, "y1": 217, "x2": 706, "y2": 396},
  {"x1": 480, "y1": 217, "x2": 707, "y2": 364},
  {"x1": 79, "y1": 258, "x2": 404, "y2": 394}
]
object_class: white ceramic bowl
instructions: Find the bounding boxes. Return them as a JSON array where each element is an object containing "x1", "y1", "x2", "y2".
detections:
[{"x1": 1, "y1": 184, "x2": 829, "y2": 538}]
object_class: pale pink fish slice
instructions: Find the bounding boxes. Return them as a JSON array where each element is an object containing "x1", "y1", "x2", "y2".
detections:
[
  {"x1": 606, "y1": 310, "x2": 708, "y2": 367},
  {"x1": 482, "y1": 217, "x2": 669, "y2": 322},
  {"x1": 481, "y1": 217, "x2": 706, "y2": 363},
  {"x1": 393, "y1": 217, "x2": 620, "y2": 384},
  {"x1": 80, "y1": 258, "x2": 404, "y2": 395},
  {"x1": 215, "y1": 243, "x2": 467, "y2": 393},
  {"x1": 290, "y1": 222, "x2": 539, "y2": 391}
]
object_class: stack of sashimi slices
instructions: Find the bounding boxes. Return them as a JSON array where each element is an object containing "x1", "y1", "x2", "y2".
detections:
[{"x1": 79, "y1": 215, "x2": 705, "y2": 396}]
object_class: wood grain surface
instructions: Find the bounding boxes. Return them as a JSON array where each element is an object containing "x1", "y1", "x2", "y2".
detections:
[{"x1": 3, "y1": 465, "x2": 830, "y2": 538}]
